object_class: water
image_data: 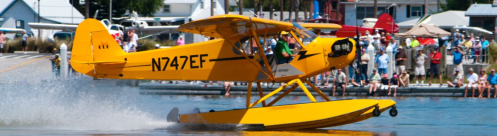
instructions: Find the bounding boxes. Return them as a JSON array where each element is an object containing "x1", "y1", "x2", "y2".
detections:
[{"x1": 1, "y1": 77, "x2": 496, "y2": 136}]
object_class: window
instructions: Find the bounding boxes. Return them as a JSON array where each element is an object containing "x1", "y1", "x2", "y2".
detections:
[
  {"x1": 200, "y1": 0, "x2": 204, "y2": 9},
  {"x1": 163, "y1": 5, "x2": 170, "y2": 13},
  {"x1": 332, "y1": 1, "x2": 337, "y2": 10},
  {"x1": 16, "y1": 20, "x2": 24, "y2": 29},
  {"x1": 356, "y1": 7, "x2": 386, "y2": 20},
  {"x1": 411, "y1": 6, "x2": 422, "y2": 17}
]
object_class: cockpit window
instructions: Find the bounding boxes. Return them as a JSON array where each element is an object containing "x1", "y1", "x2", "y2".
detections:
[
  {"x1": 291, "y1": 22, "x2": 317, "y2": 46},
  {"x1": 110, "y1": 26, "x2": 119, "y2": 31}
]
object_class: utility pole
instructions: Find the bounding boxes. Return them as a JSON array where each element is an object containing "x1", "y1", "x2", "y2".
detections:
[
  {"x1": 310, "y1": 0, "x2": 313, "y2": 19},
  {"x1": 109, "y1": 0, "x2": 112, "y2": 21},
  {"x1": 289, "y1": 0, "x2": 293, "y2": 22},
  {"x1": 225, "y1": 0, "x2": 229, "y2": 14},
  {"x1": 211, "y1": 0, "x2": 214, "y2": 16},
  {"x1": 38, "y1": 0, "x2": 40, "y2": 23},
  {"x1": 437, "y1": 0, "x2": 440, "y2": 12},
  {"x1": 303, "y1": 0, "x2": 307, "y2": 21},
  {"x1": 270, "y1": 0, "x2": 274, "y2": 20},
  {"x1": 336, "y1": 0, "x2": 341, "y2": 20},
  {"x1": 425, "y1": 0, "x2": 428, "y2": 16},
  {"x1": 239, "y1": 0, "x2": 243, "y2": 15},
  {"x1": 374, "y1": 0, "x2": 378, "y2": 18},
  {"x1": 295, "y1": 0, "x2": 299, "y2": 22},
  {"x1": 253, "y1": 0, "x2": 258, "y2": 17},
  {"x1": 85, "y1": 0, "x2": 90, "y2": 18},
  {"x1": 280, "y1": 0, "x2": 284, "y2": 21}
]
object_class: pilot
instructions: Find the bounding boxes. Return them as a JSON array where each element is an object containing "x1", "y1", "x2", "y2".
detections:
[{"x1": 275, "y1": 31, "x2": 296, "y2": 64}]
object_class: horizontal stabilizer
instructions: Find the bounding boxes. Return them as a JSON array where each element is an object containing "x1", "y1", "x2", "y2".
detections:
[{"x1": 71, "y1": 60, "x2": 126, "y2": 64}]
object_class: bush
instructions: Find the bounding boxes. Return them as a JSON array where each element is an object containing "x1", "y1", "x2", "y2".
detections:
[
  {"x1": 3, "y1": 37, "x2": 67, "y2": 53},
  {"x1": 136, "y1": 39, "x2": 175, "y2": 51}
]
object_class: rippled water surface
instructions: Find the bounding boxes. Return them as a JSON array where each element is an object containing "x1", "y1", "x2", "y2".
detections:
[{"x1": 1, "y1": 77, "x2": 496, "y2": 136}]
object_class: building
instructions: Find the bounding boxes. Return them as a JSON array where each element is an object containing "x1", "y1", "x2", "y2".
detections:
[
  {"x1": 398, "y1": 10, "x2": 468, "y2": 32},
  {"x1": 465, "y1": 3, "x2": 497, "y2": 33},
  {"x1": 341, "y1": 0, "x2": 446, "y2": 26},
  {"x1": 0, "y1": 0, "x2": 84, "y2": 37}
]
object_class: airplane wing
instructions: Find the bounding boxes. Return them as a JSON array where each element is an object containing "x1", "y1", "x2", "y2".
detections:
[
  {"x1": 136, "y1": 26, "x2": 180, "y2": 36},
  {"x1": 178, "y1": 15, "x2": 294, "y2": 38},
  {"x1": 28, "y1": 23, "x2": 78, "y2": 32},
  {"x1": 0, "y1": 28, "x2": 25, "y2": 34}
]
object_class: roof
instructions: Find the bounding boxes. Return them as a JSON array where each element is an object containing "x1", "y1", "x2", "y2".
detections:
[
  {"x1": 0, "y1": 0, "x2": 84, "y2": 24},
  {"x1": 398, "y1": 10, "x2": 468, "y2": 28},
  {"x1": 465, "y1": 4, "x2": 497, "y2": 17},
  {"x1": 396, "y1": 24, "x2": 450, "y2": 37},
  {"x1": 164, "y1": 0, "x2": 237, "y2": 6}
]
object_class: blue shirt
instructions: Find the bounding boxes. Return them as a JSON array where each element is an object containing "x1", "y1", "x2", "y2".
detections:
[
  {"x1": 482, "y1": 40, "x2": 489, "y2": 49},
  {"x1": 376, "y1": 54, "x2": 389, "y2": 68},
  {"x1": 453, "y1": 51, "x2": 463, "y2": 64},
  {"x1": 488, "y1": 73, "x2": 497, "y2": 85}
]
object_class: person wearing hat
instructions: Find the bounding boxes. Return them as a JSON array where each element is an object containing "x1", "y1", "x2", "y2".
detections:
[
  {"x1": 375, "y1": 49, "x2": 389, "y2": 75},
  {"x1": 53, "y1": 54, "x2": 61, "y2": 77},
  {"x1": 464, "y1": 68, "x2": 479, "y2": 98},
  {"x1": 453, "y1": 29, "x2": 460, "y2": 46},
  {"x1": 360, "y1": 48, "x2": 370, "y2": 83},
  {"x1": 429, "y1": 46, "x2": 442, "y2": 86},
  {"x1": 395, "y1": 46, "x2": 407, "y2": 75},
  {"x1": 447, "y1": 68, "x2": 463, "y2": 87},
  {"x1": 332, "y1": 69, "x2": 347, "y2": 97},
  {"x1": 487, "y1": 69, "x2": 497, "y2": 98},
  {"x1": 410, "y1": 36, "x2": 420, "y2": 49},
  {"x1": 388, "y1": 73, "x2": 400, "y2": 97},
  {"x1": 399, "y1": 70, "x2": 410, "y2": 87},
  {"x1": 380, "y1": 74, "x2": 390, "y2": 91},
  {"x1": 462, "y1": 36, "x2": 473, "y2": 63},
  {"x1": 474, "y1": 39, "x2": 482, "y2": 63},
  {"x1": 369, "y1": 69, "x2": 381, "y2": 96},
  {"x1": 275, "y1": 31, "x2": 296, "y2": 64},
  {"x1": 414, "y1": 49, "x2": 428, "y2": 86},
  {"x1": 351, "y1": 68, "x2": 366, "y2": 87}
]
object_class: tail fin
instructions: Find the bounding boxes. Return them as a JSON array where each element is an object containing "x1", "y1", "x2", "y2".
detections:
[
  {"x1": 70, "y1": 19, "x2": 126, "y2": 77},
  {"x1": 373, "y1": 13, "x2": 399, "y2": 33}
]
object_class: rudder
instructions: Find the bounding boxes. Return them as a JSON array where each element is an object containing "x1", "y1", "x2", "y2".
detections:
[{"x1": 70, "y1": 19, "x2": 126, "y2": 77}]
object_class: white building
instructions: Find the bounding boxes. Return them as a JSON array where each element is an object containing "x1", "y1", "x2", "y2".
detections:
[
  {"x1": 0, "y1": 0, "x2": 84, "y2": 37},
  {"x1": 341, "y1": 0, "x2": 446, "y2": 27}
]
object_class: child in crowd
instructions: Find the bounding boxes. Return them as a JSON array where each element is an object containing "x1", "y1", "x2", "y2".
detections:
[
  {"x1": 380, "y1": 74, "x2": 389, "y2": 91},
  {"x1": 389, "y1": 74, "x2": 399, "y2": 97}
]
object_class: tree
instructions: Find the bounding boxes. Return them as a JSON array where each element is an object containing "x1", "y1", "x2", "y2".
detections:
[
  {"x1": 441, "y1": 0, "x2": 489, "y2": 11},
  {"x1": 72, "y1": 0, "x2": 163, "y2": 20}
]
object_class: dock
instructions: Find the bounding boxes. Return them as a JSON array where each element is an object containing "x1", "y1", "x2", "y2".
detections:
[{"x1": 139, "y1": 81, "x2": 494, "y2": 97}]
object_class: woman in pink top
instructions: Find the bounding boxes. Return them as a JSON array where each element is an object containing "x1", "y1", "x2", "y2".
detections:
[
  {"x1": 474, "y1": 39, "x2": 481, "y2": 63},
  {"x1": 176, "y1": 36, "x2": 185, "y2": 46},
  {"x1": 0, "y1": 31, "x2": 5, "y2": 55}
]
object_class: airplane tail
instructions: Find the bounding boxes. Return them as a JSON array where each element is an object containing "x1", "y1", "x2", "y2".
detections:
[
  {"x1": 373, "y1": 13, "x2": 399, "y2": 33},
  {"x1": 70, "y1": 19, "x2": 126, "y2": 77}
]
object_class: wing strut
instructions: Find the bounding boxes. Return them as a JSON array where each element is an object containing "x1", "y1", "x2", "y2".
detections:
[{"x1": 249, "y1": 24, "x2": 275, "y2": 80}]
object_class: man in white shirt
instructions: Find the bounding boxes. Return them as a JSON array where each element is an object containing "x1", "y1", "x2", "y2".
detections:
[
  {"x1": 405, "y1": 37, "x2": 411, "y2": 48},
  {"x1": 464, "y1": 68, "x2": 479, "y2": 97},
  {"x1": 332, "y1": 69, "x2": 347, "y2": 97}
]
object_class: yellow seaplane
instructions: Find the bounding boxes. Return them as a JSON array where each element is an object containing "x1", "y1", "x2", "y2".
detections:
[{"x1": 70, "y1": 14, "x2": 398, "y2": 130}]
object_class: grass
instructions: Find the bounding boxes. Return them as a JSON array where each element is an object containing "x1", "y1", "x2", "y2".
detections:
[{"x1": 3, "y1": 37, "x2": 72, "y2": 53}]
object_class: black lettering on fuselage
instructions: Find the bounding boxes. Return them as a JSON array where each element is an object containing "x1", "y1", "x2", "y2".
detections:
[
  {"x1": 199, "y1": 54, "x2": 208, "y2": 68},
  {"x1": 190, "y1": 55, "x2": 199, "y2": 69},
  {"x1": 152, "y1": 54, "x2": 208, "y2": 71},
  {"x1": 152, "y1": 58, "x2": 160, "y2": 72}
]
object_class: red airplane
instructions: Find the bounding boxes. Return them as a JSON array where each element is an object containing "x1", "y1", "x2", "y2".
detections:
[{"x1": 333, "y1": 13, "x2": 399, "y2": 37}]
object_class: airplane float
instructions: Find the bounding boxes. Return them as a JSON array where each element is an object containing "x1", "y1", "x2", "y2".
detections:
[{"x1": 70, "y1": 14, "x2": 398, "y2": 130}]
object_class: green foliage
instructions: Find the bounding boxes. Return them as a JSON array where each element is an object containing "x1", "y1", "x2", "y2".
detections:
[
  {"x1": 441, "y1": 0, "x2": 490, "y2": 11},
  {"x1": 3, "y1": 38, "x2": 64, "y2": 53},
  {"x1": 75, "y1": 0, "x2": 163, "y2": 19},
  {"x1": 242, "y1": 0, "x2": 304, "y2": 11}
]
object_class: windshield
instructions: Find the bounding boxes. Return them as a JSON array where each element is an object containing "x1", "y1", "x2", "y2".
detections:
[{"x1": 291, "y1": 22, "x2": 317, "y2": 46}]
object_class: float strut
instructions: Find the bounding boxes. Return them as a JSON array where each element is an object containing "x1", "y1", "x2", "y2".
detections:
[
  {"x1": 246, "y1": 82, "x2": 253, "y2": 108},
  {"x1": 305, "y1": 80, "x2": 331, "y2": 101},
  {"x1": 296, "y1": 79, "x2": 316, "y2": 103},
  {"x1": 256, "y1": 82, "x2": 266, "y2": 107},
  {"x1": 267, "y1": 83, "x2": 298, "y2": 106},
  {"x1": 249, "y1": 79, "x2": 298, "y2": 108}
]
